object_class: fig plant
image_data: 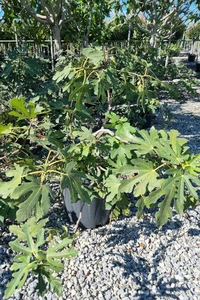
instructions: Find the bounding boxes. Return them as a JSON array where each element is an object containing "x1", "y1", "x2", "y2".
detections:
[
  {"x1": 4, "y1": 217, "x2": 78, "y2": 298},
  {"x1": 0, "y1": 46, "x2": 200, "y2": 298}
]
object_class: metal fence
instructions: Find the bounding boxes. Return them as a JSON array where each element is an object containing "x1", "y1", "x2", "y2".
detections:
[
  {"x1": 1, "y1": 38, "x2": 200, "y2": 59},
  {"x1": 0, "y1": 39, "x2": 82, "y2": 69}
]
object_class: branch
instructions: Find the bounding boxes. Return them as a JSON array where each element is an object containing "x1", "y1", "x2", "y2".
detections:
[
  {"x1": 59, "y1": 0, "x2": 80, "y2": 31},
  {"x1": 20, "y1": 0, "x2": 51, "y2": 24},
  {"x1": 56, "y1": 0, "x2": 63, "y2": 20},
  {"x1": 60, "y1": 0, "x2": 70, "y2": 24},
  {"x1": 135, "y1": 20, "x2": 151, "y2": 36},
  {"x1": 73, "y1": 210, "x2": 83, "y2": 233},
  {"x1": 93, "y1": 127, "x2": 129, "y2": 144},
  {"x1": 161, "y1": 8, "x2": 176, "y2": 26},
  {"x1": 40, "y1": 0, "x2": 55, "y2": 23},
  {"x1": 84, "y1": 1, "x2": 92, "y2": 47},
  {"x1": 102, "y1": 89, "x2": 112, "y2": 125}
]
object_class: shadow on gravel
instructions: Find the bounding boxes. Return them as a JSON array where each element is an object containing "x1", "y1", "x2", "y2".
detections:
[
  {"x1": 153, "y1": 101, "x2": 200, "y2": 153},
  {"x1": 111, "y1": 252, "x2": 187, "y2": 300},
  {"x1": 188, "y1": 228, "x2": 200, "y2": 236},
  {"x1": 97, "y1": 215, "x2": 189, "y2": 299},
  {"x1": 0, "y1": 230, "x2": 15, "y2": 297}
]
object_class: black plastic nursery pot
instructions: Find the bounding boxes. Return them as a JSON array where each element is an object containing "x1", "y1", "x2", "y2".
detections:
[
  {"x1": 141, "y1": 113, "x2": 153, "y2": 129},
  {"x1": 63, "y1": 188, "x2": 111, "y2": 229},
  {"x1": 188, "y1": 54, "x2": 196, "y2": 62},
  {"x1": 196, "y1": 63, "x2": 200, "y2": 72},
  {"x1": 131, "y1": 112, "x2": 153, "y2": 129}
]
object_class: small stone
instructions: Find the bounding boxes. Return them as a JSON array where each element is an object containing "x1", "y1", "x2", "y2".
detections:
[
  {"x1": 179, "y1": 294, "x2": 190, "y2": 300},
  {"x1": 67, "y1": 281, "x2": 73, "y2": 289},
  {"x1": 14, "y1": 291, "x2": 21, "y2": 300},
  {"x1": 175, "y1": 274, "x2": 185, "y2": 282},
  {"x1": 160, "y1": 236, "x2": 168, "y2": 246}
]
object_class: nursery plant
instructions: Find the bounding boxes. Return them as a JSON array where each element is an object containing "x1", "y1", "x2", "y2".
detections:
[
  {"x1": 53, "y1": 46, "x2": 162, "y2": 130},
  {"x1": 0, "y1": 48, "x2": 50, "y2": 104},
  {"x1": 3, "y1": 217, "x2": 78, "y2": 298},
  {"x1": 0, "y1": 46, "x2": 200, "y2": 298}
]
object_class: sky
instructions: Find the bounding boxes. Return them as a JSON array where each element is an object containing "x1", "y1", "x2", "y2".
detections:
[{"x1": 0, "y1": 1, "x2": 199, "y2": 24}]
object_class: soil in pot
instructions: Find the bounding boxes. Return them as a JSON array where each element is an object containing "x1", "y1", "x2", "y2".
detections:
[{"x1": 63, "y1": 188, "x2": 111, "y2": 229}]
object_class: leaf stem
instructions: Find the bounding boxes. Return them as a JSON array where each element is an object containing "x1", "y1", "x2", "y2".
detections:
[
  {"x1": 44, "y1": 150, "x2": 52, "y2": 166},
  {"x1": 154, "y1": 162, "x2": 168, "y2": 172},
  {"x1": 48, "y1": 159, "x2": 65, "y2": 167}
]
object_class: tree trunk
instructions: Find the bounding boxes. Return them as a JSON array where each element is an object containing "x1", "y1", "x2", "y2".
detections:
[
  {"x1": 165, "y1": 23, "x2": 173, "y2": 68},
  {"x1": 127, "y1": 23, "x2": 132, "y2": 48},
  {"x1": 84, "y1": 2, "x2": 92, "y2": 48},
  {"x1": 191, "y1": 40, "x2": 195, "y2": 54},
  {"x1": 52, "y1": 24, "x2": 62, "y2": 55},
  {"x1": 150, "y1": 35, "x2": 157, "y2": 48},
  {"x1": 84, "y1": 13, "x2": 92, "y2": 48}
]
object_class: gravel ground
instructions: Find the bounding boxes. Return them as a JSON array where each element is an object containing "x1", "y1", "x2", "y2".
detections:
[
  {"x1": 0, "y1": 80, "x2": 200, "y2": 300},
  {"x1": 154, "y1": 81, "x2": 200, "y2": 154}
]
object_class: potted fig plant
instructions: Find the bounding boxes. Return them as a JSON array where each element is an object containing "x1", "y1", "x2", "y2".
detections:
[
  {"x1": 1, "y1": 89, "x2": 200, "y2": 300},
  {"x1": 1, "y1": 46, "x2": 200, "y2": 299},
  {"x1": 1, "y1": 98, "x2": 200, "y2": 231},
  {"x1": 1, "y1": 46, "x2": 200, "y2": 232},
  {"x1": 186, "y1": 23, "x2": 200, "y2": 63}
]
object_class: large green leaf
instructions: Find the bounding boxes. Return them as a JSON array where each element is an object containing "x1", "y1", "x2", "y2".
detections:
[
  {"x1": 135, "y1": 196, "x2": 145, "y2": 219},
  {"x1": 0, "y1": 123, "x2": 12, "y2": 136},
  {"x1": 10, "y1": 217, "x2": 48, "y2": 241},
  {"x1": 0, "y1": 164, "x2": 25, "y2": 199},
  {"x1": 5, "y1": 216, "x2": 77, "y2": 298},
  {"x1": 60, "y1": 162, "x2": 90, "y2": 203},
  {"x1": 40, "y1": 269, "x2": 63, "y2": 296},
  {"x1": 47, "y1": 237, "x2": 77, "y2": 260},
  {"x1": 9, "y1": 97, "x2": 43, "y2": 120},
  {"x1": 142, "y1": 170, "x2": 200, "y2": 226},
  {"x1": 4, "y1": 259, "x2": 31, "y2": 299},
  {"x1": 129, "y1": 127, "x2": 158, "y2": 155},
  {"x1": 143, "y1": 177, "x2": 176, "y2": 208},
  {"x1": 53, "y1": 62, "x2": 72, "y2": 82},
  {"x1": 24, "y1": 225, "x2": 46, "y2": 254},
  {"x1": 156, "y1": 130, "x2": 190, "y2": 164},
  {"x1": 185, "y1": 153, "x2": 200, "y2": 175},
  {"x1": 45, "y1": 238, "x2": 78, "y2": 273},
  {"x1": 110, "y1": 143, "x2": 135, "y2": 165},
  {"x1": 111, "y1": 193, "x2": 130, "y2": 219},
  {"x1": 104, "y1": 174, "x2": 121, "y2": 203},
  {"x1": 73, "y1": 126, "x2": 95, "y2": 144},
  {"x1": 13, "y1": 178, "x2": 53, "y2": 221},
  {"x1": 0, "y1": 198, "x2": 17, "y2": 224},
  {"x1": 155, "y1": 187, "x2": 175, "y2": 227},
  {"x1": 82, "y1": 47, "x2": 104, "y2": 66},
  {"x1": 5, "y1": 223, "x2": 42, "y2": 298},
  {"x1": 115, "y1": 121, "x2": 136, "y2": 141},
  {"x1": 37, "y1": 270, "x2": 47, "y2": 296},
  {"x1": 9, "y1": 240, "x2": 33, "y2": 255},
  {"x1": 120, "y1": 159, "x2": 160, "y2": 196}
]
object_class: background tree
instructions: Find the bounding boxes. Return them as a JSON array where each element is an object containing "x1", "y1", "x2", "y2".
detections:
[
  {"x1": 126, "y1": 0, "x2": 194, "y2": 48},
  {"x1": 1, "y1": 0, "x2": 114, "y2": 52},
  {"x1": 185, "y1": 22, "x2": 200, "y2": 53},
  {"x1": 61, "y1": 0, "x2": 113, "y2": 46},
  {"x1": 2, "y1": 0, "x2": 79, "y2": 54}
]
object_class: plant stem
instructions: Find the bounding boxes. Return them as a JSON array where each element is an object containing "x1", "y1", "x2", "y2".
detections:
[{"x1": 93, "y1": 127, "x2": 129, "y2": 144}]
